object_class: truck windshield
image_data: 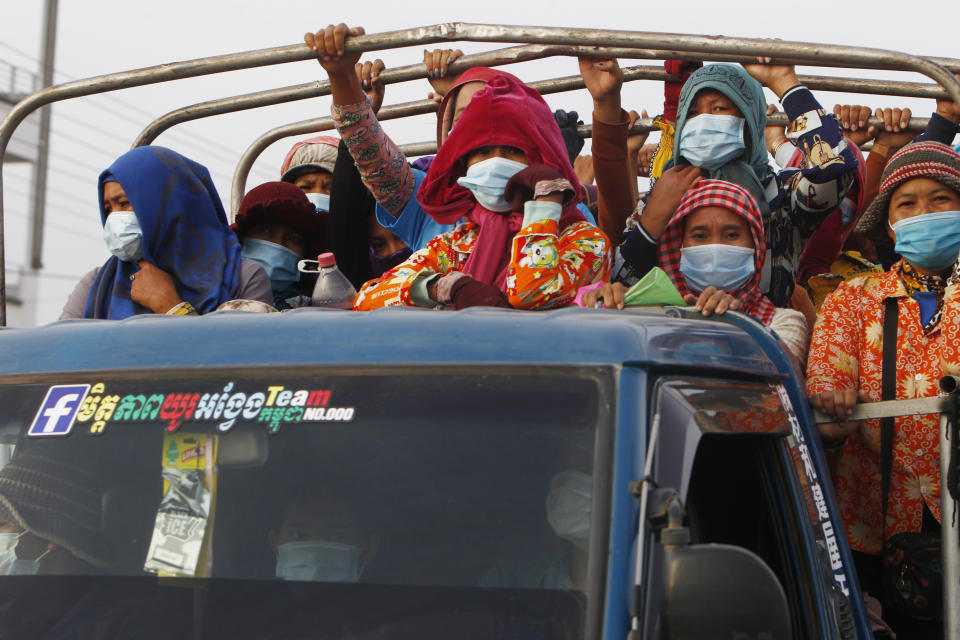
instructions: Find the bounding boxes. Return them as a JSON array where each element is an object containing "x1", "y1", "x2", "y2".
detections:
[{"x1": 0, "y1": 369, "x2": 607, "y2": 640}]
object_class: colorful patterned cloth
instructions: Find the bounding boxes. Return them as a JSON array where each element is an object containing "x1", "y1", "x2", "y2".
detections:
[
  {"x1": 807, "y1": 263, "x2": 945, "y2": 554},
  {"x1": 353, "y1": 218, "x2": 611, "y2": 310}
]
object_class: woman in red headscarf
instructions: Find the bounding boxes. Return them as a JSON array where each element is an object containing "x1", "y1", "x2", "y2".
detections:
[{"x1": 352, "y1": 72, "x2": 612, "y2": 310}]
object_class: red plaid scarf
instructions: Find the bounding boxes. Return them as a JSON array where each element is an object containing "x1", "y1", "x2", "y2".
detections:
[{"x1": 657, "y1": 179, "x2": 777, "y2": 324}]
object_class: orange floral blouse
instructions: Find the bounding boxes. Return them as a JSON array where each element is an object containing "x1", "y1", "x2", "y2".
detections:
[
  {"x1": 353, "y1": 219, "x2": 611, "y2": 311},
  {"x1": 807, "y1": 263, "x2": 946, "y2": 555}
]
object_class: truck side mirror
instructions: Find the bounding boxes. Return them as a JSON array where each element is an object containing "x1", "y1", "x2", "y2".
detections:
[
  {"x1": 649, "y1": 489, "x2": 792, "y2": 640},
  {"x1": 661, "y1": 540, "x2": 791, "y2": 640}
]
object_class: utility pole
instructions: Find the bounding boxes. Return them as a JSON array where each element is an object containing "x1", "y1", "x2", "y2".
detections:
[{"x1": 30, "y1": 0, "x2": 58, "y2": 270}]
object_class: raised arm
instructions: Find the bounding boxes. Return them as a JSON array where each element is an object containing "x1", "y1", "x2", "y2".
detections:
[{"x1": 305, "y1": 24, "x2": 415, "y2": 216}]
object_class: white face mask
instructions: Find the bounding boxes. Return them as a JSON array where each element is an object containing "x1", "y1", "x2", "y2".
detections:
[
  {"x1": 456, "y1": 157, "x2": 528, "y2": 212},
  {"x1": 103, "y1": 211, "x2": 144, "y2": 262},
  {"x1": 546, "y1": 470, "x2": 592, "y2": 550},
  {"x1": 0, "y1": 532, "x2": 45, "y2": 576},
  {"x1": 275, "y1": 540, "x2": 362, "y2": 582},
  {"x1": 305, "y1": 192, "x2": 330, "y2": 213}
]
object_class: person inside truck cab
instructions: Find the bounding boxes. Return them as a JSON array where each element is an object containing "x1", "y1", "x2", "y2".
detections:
[
  {"x1": 59, "y1": 146, "x2": 273, "y2": 319},
  {"x1": 268, "y1": 491, "x2": 379, "y2": 583},
  {"x1": 605, "y1": 59, "x2": 858, "y2": 309},
  {"x1": 304, "y1": 25, "x2": 599, "y2": 257},
  {"x1": 807, "y1": 141, "x2": 960, "y2": 638},
  {"x1": 232, "y1": 181, "x2": 324, "y2": 310},
  {"x1": 350, "y1": 70, "x2": 612, "y2": 310},
  {"x1": 585, "y1": 180, "x2": 809, "y2": 364}
]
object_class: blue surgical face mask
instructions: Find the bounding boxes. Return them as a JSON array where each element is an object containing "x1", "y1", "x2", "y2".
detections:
[
  {"x1": 680, "y1": 244, "x2": 756, "y2": 293},
  {"x1": 276, "y1": 540, "x2": 362, "y2": 582},
  {"x1": 678, "y1": 114, "x2": 747, "y2": 170},
  {"x1": 890, "y1": 210, "x2": 960, "y2": 272},
  {"x1": 242, "y1": 238, "x2": 301, "y2": 289},
  {"x1": 305, "y1": 192, "x2": 330, "y2": 213},
  {"x1": 103, "y1": 211, "x2": 144, "y2": 262},
  {"x1": 456, "y1": 157, "x2": 528, "y2": 212}
]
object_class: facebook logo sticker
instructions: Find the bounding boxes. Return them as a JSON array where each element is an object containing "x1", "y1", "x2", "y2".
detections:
[{"x1": 27, "y1": 385, "x2": 90, "y2": 437}]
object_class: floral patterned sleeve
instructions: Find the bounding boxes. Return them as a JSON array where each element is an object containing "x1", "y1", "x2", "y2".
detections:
[
  {"x1": 353, "y1": 225, "x2": 475, "y2": 310},
  {"x1": 806, "y1": 279, "x2": 862, "y2": 395},
  {"x1": 506, "y1": 220, "x2": 612, "y2": 310},
  {"x1": 331, "y1": 98, "x2": 415, "y2": 215}
]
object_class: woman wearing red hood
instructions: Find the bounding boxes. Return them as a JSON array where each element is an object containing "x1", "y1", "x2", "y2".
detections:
[
  {"x1": 350, "y1": 70, "x2": 611, "y2": 310},
  {"x1": 304, "y1": 24, "x2": 598, "y2": 258}
]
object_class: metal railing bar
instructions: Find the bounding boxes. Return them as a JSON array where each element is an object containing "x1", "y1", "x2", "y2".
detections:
[
  {"x1": 4, "y1": 24, "x2": 960, "y2": 324},
  {"x1": 136, "y1": 44, "x2": 951, "y2": 148}
]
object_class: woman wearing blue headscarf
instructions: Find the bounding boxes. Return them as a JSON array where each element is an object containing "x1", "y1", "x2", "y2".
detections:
[
  {"x1": 60, "y1": 146, "x2": 272, "y2": 319},
  {"x1": 601, "y1": 59, "x2": 859, "y2": 307}
]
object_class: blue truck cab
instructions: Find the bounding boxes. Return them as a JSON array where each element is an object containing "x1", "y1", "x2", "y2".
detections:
[{"x1": 0, "y1": 306, "x2": 872, "y2": 639}]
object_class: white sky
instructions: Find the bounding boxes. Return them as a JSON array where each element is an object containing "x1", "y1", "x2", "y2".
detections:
[{"x1": 0, "y1": 0, "x2": 956, "y2": 325}]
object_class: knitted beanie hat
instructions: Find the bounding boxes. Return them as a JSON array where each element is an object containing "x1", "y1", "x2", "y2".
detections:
[
  {"x1": 279, "y1": 135, "x2": 340, "y2": 183},
  {"x1": 855, "y1": 141, "x2": 960, "y2": 233}
]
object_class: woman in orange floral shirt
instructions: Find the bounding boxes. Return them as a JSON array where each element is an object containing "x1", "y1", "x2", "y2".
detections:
[
  {"x1": 353, "y1": 72, "x2": 611, "y2": 311},
  {"x1": 807, "y1": 141, "x2": 960, "y2": 635}
]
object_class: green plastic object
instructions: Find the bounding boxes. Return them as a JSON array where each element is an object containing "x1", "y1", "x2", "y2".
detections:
[{"x1": 623, "y1": 267, "x2": 687, "y2": 307}]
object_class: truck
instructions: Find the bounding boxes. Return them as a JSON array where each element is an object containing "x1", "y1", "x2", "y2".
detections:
[
  {"x1": 0, "y1": 305, "x2": 872, "y2": 639},
  {"x1": 2, "y1": 22, "x2": 960, "y2": 640}
]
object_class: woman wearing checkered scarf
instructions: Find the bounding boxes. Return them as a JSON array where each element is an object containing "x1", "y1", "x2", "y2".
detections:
[{"x1": 656, "y1": 179, "x2": 809, "y2": 364}]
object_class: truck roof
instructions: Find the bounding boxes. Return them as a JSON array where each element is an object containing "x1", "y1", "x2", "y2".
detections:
[{"x1": 0, "y1": 307, "x2": 783, "y2": 378}]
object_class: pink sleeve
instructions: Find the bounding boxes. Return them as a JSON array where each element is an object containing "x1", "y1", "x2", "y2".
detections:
[
  {"x1": 574, "y1": 282, "x2": 604, "y2": 308},
  {"x1": 331, "y1": 98, "x2": 415, "y2": 215}
]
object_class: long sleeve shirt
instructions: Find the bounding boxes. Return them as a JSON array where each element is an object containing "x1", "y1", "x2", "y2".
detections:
[
  {"x1": 353, "y1": 214, "x2": 612, "y2": 311},
  {"x1": 806, "y1": 265, "x2": 944, "y2": 554}
]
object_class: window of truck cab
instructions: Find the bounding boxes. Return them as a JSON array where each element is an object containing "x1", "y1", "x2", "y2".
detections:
[{"x1": 0, "y1": 366, "x2": 613, "y2": 640}]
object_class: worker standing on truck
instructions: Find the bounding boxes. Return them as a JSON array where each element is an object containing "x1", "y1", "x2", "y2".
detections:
[
  {"x1": 232, "y1": 181, "x2": 325, "y2": 310},
  {"x1": 609, "y1": 60, "x2": 859, "y2": 308},
  {"x1": 808, "y1": 141, "x2": 960, "y2": 639},
  {"x1": 351, "y1": 70, "x2": 612, "y2": 310},
  {"x1": 60, "y1": 146, "x2": 273, "y2": 319}
]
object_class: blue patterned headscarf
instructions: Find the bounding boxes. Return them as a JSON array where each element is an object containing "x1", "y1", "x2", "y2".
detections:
[
  {"x1": 674, "y1": 64, "x2": 774, "y2": 216},
  {"x1": 83, "y1": 146, "x2": 243, "y2": 319}
]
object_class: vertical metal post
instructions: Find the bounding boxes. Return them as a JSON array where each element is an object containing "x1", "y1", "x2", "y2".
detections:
[
  {"x1": 941, "y1": 409, "x2": 959, "y2": 638},
  {"x1": 30, "y1": 0, "x2": 58, "y2": 270}
]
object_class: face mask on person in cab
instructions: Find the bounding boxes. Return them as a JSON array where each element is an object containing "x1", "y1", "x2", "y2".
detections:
[
  {"x1": 679, "y1": 244, "x2": 755, "y2": 293},
  {"x1": 103, "y1": 211, "x2": 144, "y2": 262},
  {"x1": 456, "y1": 157, "x2": 528, "y2": 212},
  {"x1": 305, "y1": 192, "x2": 331, "y2": 213},
  {"x1": 678, "y1": 115, "x2": 747, "y2": 170},
  {"x1": 275, "y1": 540, "x2": 363, "y2": 582},
  {"x1": 546, "y1": 470, "x2": 592, "y2": 550},
  {"x1": 0, "y1": 532, "x2": 45, "y2": 576},
  {"x1": 241, "y1": 238, "x2": 301, "y2": 289},
  {"x1": 890, "y1": 210, "x2": 960, "y2": 271}
]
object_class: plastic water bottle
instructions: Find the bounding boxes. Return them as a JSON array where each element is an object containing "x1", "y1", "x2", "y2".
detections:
[{"x1": 298, "y1": 253, "x2": 357, "y2": 309}]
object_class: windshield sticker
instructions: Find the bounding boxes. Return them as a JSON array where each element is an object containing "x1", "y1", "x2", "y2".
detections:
[
  {"x1": 55, "y1": 381, "x2": 356, "y2": 435},
  {"x1": 27, "y1": 384, "x2": 91, "y2": 437},
  {"x1": 774, "y1": 384, "x2": 851, "y2": 597},
  {"x1": 144, "y1": 433, "x2": 218, "y2": 578}
]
